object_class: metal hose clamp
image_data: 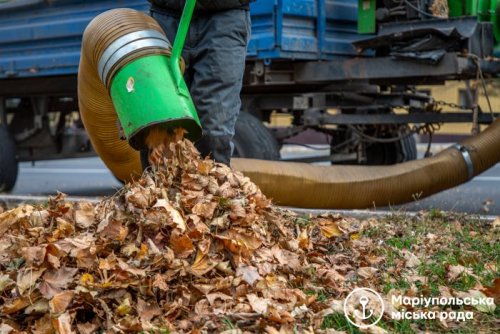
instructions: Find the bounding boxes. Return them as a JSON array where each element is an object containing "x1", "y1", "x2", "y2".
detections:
[
  {"x1": 452, "y1": 144, "x2": 474, "y2": 180},
  {"x1": 98, "y1": 30, "x2": 171, "y2": 83}
]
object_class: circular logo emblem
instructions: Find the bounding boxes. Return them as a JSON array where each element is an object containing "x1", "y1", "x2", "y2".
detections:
[{"x1": 343, "y1": 288, "x2": 385, "y2": 328}]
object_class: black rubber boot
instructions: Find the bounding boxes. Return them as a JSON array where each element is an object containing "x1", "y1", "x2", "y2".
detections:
[{"x1": 195, "y1": 135, "x2": 232, "y2": 165}]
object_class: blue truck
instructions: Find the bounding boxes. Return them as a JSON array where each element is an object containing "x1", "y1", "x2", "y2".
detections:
[{"x1": 0, "y1": 0, "x2": 499, "y2": 190}]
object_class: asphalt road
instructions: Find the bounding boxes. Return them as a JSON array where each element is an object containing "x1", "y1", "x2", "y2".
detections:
[{"x1": 6, "y1": 144, "x2": 500, "y2": 215}]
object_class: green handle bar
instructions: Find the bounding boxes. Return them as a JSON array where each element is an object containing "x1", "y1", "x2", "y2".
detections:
[{"x1": 170, "y1": 0, "x2": 196, "y2": 96}]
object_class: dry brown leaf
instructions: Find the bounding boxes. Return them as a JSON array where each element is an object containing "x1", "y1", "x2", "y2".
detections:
[
  {"x1": 192, "y1": 201, "x2": 218, "y2": 220},
  {"x1": 357, "y1": 267, "x2": 377, "y2": 279},
  {"x1": 52, "y1": 312, "x2": 74, "y2": 334},
  {"x1": 21, "y1": 246, "x2": 46, "y2": 266},
  {"x1": 31, "y1": 314, "x2": 55, "y2": 334},
  {"x1": 247, "y1": 293, "x2": 269, "y2": 314},
  {"x1": 38, "y1": 267, "x2": 78, "y2": 299},
  {"x1": 438, "y1": 285, "x2": 454, "y2": 299},
  {"x1": 492, "y1": 216, "x2": 500, "y2": 231},
  {"x1": 17, "y1": 268, "x2": 45, "y2": 296},
  {"x1": 117, "y1": 258, "x2": 146, "y2": 277},
  {"x1": 206, "y1": 292, "x2": 233, "y2": 306},
  {"x1": 154, "y1": 199, "x2": 186, "y2": 231},
  {"x1": 236, "y1": 264, "x2": 262, "y2": 286},
  {"x1": 76, "y1": 322, "x2": 98, "y2": 334},
  {"x1": 405, "y1": 275, "x2": 428, "y2": 284},
  {"x1": 49, "y1": 290, "x2": 74, "y2": 314},
  {"x1": 169, "y1": 229, "x2": 194, "y2": 258},
  {"x1": 125, "y1": 186, "x2": 152, "y2": 209},
  {"x1": 481, "y1": 278, "x2": 500, "y2": 300},
  {"x1": 0, "y1": 205, "x2": 34, "y2": 235},
  {"x1": 446, "y1": 264, "x2": 473, "y2": 281},
  {"x1": 401, "y1": 250, "x2": 421, "y2": 268},
  {"x1": 221, "y1": 229, "x2": 262, "y2": 258},
  {"x1": 0, "y1": 324, "x2": 15, "y2": 334},
  {"x1": 74, "y1": 202, "x2": 95, "y2": 229},
  {"x1": 137, "y1": 298, "x2": 162, "y2": 323},
  {"x1": 272, "y1": 245, "x2": 301, "y2": 270},
  {"x1": 100, "y1": 219, "x2": 128, "y2": 241},
  {"x1": 298, "y1": 228, "x2": 310, "y2": 250},
  {"x1": 190, "y1": 249, "x2": 217, "y2": 277}
]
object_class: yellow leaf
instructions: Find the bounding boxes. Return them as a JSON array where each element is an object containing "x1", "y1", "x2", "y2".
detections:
[
  {"x1": 350, "y1": 233, "x2": 360, "y2": 240},
  {"x1": 115, "y1": 298, "x2": 132, "y2": 316},
  {"x1": 319, "y1": 220, "x2": 342, "y2": 238},
  {"x1": 80, "y1": 273, "x2": 94, "y2": 286}
]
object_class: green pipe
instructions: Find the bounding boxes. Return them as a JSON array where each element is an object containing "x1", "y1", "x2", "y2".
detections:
[
  {"x1": 490, "y1": 0, "x2": 500, "y2": 42},
  {"x1": 105, "y1": 0, "x2": 202, "y2": 150},
  {"x1": 110, "y1": 55, "x2": 201, "y2": 149},
  {"x1": 170, "y1": 0, "x2": 196, "y2": 97}
]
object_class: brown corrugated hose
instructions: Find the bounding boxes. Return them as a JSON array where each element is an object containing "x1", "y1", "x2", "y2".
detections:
[
  {"x1": 78, "y1": 9, "x2": 168, "y2": 182},
  {"x1": 79, "y1": 9, "x2": 500, "y2": 209}
]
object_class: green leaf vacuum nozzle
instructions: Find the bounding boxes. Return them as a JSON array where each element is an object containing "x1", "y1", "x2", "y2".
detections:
[{"x1": 97, "y1": 0, "x2": 201, "y2": 150}]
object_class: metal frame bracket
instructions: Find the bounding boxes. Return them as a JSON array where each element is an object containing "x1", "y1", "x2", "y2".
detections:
[{"x1": 452, "y1": 144, "x2": 474, "y2": 180}]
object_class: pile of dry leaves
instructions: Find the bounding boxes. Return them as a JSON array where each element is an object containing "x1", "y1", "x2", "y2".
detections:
[
  {"x1": 0, "y1": 133, "x2": 368, "y2": 333},
  {"x1": 1, "y1": 133, "x2": 498, "y2": 333}
]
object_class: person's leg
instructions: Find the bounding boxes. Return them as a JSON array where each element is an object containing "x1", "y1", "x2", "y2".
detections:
[{"x1": 189, "y1": 9, "x2": 251, "y2": 165}]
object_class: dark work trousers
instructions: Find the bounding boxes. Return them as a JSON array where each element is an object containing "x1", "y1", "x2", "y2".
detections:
[{"x1": 150, "y1": 7, "x2": 250, "y2": 165}]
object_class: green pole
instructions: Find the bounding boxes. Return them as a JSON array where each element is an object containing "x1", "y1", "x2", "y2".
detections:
[
  {"x1": 490, "y1": 0, "x2": 500, "y2": 42},
  {"x1": 170, "y1": 0, "x2": 196, "y2": 97}
]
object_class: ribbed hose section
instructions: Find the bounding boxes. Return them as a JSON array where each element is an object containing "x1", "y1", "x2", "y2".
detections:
[
  {"x1": 78, "y1": 9, "x2": 500, "y2": 208},
  {"x1": 231, "y1": 118, "x2": 500, "y2": 208},
  {"x1": 78, "y1": 9, "x2": 166, "y2": 182}
]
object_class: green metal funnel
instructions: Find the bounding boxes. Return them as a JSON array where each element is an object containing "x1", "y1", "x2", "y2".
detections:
[{"x1": 107, "y1": 0, "x2": 201, "y2": 150}]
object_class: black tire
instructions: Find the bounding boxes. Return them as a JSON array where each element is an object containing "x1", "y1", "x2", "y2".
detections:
[
  {"x1": 232, "y1": 111, "x2": 280, "y2": 160},
  {"x1": 365, "y1": 134, "x2": 417, "y2": 165},
  {"x1": 0, "y1": 125, "x2": 18, "y2": 192}
]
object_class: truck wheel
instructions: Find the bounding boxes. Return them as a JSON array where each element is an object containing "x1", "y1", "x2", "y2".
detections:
[
  {"x1": 232, "y1": 111, "x2": 281, "y2": 160},
  {"x1": 365, "y1": 134, "x2": 417, "y2": 165},
  {"x1": 0, "y1": 125, "x2": 19, "y2": 192}
]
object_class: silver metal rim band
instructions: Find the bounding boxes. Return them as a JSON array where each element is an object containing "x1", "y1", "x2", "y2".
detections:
[
  {"x1": 98, "y1": 30, "x2": 170, "y2": 83},
  {"x1": 452, "y1": 144, "x2": 474, "y2": 180}
]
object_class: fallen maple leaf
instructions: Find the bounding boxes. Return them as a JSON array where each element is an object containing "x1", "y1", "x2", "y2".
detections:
[
  {"x1": 236, "y1": 264, "x2": 262, "y2": 286},
  {"x1": 401, "y1": 250, "x2": 421, "y2": 268},
  {"x1": 318, "y1": 219, "x2": 343, "y2": 238},
  {"x1": 169, "y1": 229, "x2": 194, "y2": 258},
  {"x1": 38, "y1": 267, "x2": 78, "y2": 299},
  {"x1": 137, "y1": 298, "x2": 162, "y2": 323},
  {"x1": 191, "y1": 200, "x2": 218, "y2": 219},
  {"x1": 357, "y1": 267, "x2": 377, "y2": 279},
  {"x1": 21, "y1": 246, "x2": 46, "y2": 266},
  {"x1": 74, "y1": 201, "x2": 95, "y2": 229},
  {"x1": 481, "y1": 278, "x2": 500, "y2": 300},
  {"x1": 49, "y1": 290, "x2": 74, "y2": 314},
  {"x1": 17, "y1": 268, "x2": 45, "y2": 296},
  {"x1": 206, "y1": 292, "x2": 233, "y2": 306},
  {"x1": 190, "y1": 249, "x2": 217, "y2": 277},
  {"x1": 446, "y1": 264, "x2": 473, "y2": 282},
  {"x1": 52, "y1": 312, "x2": 74, "y2": 334},
  {"x1": 247, "y1": 293, "x2": 269, "y2": 314},
  {"x1": 154, "y1": 198, "x2": 186, "y2": 231}
]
